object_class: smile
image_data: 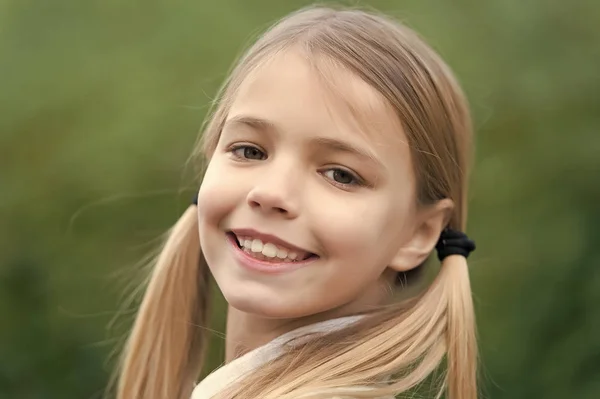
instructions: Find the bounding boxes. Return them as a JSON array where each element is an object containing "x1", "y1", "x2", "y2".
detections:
[{"x1": 226, "y1": 229, "x2": 318, "y2": 265}]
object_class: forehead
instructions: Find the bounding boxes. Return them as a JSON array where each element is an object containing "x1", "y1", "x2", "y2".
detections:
[{"x1": 228, "y1": 49, "x2": 414, "y2": 177}]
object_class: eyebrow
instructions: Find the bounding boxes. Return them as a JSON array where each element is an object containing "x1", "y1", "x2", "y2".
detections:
[
  {"x1": 310, "y1": 137, "x2": 383, "y2": 169},
  {"x1": 223, "y1": 114, "x2": 384, "y2": 168},
  {"x1": 223, "y1": 115, "x2": 276, "y2": 132}
]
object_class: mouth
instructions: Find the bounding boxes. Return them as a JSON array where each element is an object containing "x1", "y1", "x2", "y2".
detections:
[{"x1": 226, "y1": 231, "x2": 318, "y2": 263}]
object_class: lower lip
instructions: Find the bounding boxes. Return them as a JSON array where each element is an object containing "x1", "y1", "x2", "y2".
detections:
[{"x1": 226, "y1": 234, "x2": 318, "y2": 274}]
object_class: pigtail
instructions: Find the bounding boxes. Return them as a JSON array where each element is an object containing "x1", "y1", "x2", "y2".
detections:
[
  {"x1": 439, "y1": 254, "x2": 477, "y2": 399},
  {"x1": 116, "y1": 206, "x2": 210, "y2": 399}
]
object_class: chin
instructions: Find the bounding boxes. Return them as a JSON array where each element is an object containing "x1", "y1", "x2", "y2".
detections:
[{"x1": 222, "y1": 287, "x2": 318, "y2": 319}]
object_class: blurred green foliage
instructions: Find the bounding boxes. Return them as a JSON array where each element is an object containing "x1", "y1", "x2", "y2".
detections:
[{"x1": 1, "y1": 1, "x2": 599, "y2": 398}]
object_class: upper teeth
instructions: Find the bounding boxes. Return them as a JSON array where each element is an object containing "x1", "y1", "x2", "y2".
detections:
[{"x1": 239, "y1": 237, "x2": 300, "y2": 260}]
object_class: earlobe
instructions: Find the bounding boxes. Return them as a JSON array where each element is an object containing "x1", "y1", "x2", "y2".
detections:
[{"x1": 388, "y1": 199, "x2": 454, "y2": 272}]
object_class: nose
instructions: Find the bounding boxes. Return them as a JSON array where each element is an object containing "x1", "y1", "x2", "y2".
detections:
[{"x1": 246, "y1": 167, "x2": 300, "y2": 219}]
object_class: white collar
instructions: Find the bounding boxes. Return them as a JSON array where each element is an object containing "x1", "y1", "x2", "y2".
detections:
[{"x1": 191, "y1": 315, "x2": 364, "y2": 399}]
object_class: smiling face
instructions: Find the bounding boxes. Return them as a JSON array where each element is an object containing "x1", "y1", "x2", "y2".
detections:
[{"x1": 197, "y1": 50, "x2": 425, "y2": 319}]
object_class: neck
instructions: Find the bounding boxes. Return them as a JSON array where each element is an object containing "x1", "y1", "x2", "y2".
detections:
[
  {"x1": 224, "y1": 307, "x2": 287, "y2": 362},
  {"x1": 224, "y1": 304, "x2": 378, "y2": 363},
  {"x1": 223, "y1": 271, "x2": 396, "y2": 363},
  {"x1": 225, "y1": 307, "x2": 343, "y2": 362}
]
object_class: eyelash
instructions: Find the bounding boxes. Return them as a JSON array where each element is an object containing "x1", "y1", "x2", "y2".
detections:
[
  {"x1": 228, "y1": 144, "x2": 267, "y2": 161},
  {"x1": 321, "y1": 168, "x2": 365, "y2": 189},
  {"x1": 226, "y1": 144, "x2": 366, "y2": 189}
]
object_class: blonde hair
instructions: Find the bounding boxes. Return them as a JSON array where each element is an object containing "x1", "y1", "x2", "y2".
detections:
[{"x1": 115, "y1": 5, "x2": 477, "y2": 399}]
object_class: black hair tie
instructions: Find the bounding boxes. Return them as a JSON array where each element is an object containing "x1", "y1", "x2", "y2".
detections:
[
  {"x1": 192, "y1": 192, "x2": 198, "y2": 206},
  {"x1": 435, "y1": 228, "x2": 476, "y2": 261}
]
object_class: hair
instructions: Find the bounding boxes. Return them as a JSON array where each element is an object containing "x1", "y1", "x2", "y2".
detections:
[{"x1": 115, "y1": 5, "x2": 477, "y2": 399}]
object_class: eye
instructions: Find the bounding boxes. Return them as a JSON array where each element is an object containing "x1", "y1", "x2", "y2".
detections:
[
  {"x1": 229, "y1": 144, "x2": 267, "y2": 160},
  {"x1": 322, "y1": 168, "x2": 363, "y2": 188}
]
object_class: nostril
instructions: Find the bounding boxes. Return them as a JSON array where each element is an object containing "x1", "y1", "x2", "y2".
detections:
[
  {"x1": 248, "y1": 200, "x2": 262, "y2": 209},
  {"x1": 248, "y1": 199, "x2": 287, "y2": 213},
  {"x1": 246, "y1": 189, "x2": 297, "y2": 217}
]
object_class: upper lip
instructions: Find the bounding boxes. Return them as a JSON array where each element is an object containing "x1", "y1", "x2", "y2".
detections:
[{"x1": 229, "y1": 228, "x2": 315, "y2": 256}]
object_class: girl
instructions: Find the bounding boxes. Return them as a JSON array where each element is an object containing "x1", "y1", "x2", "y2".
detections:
[{"x1": 115, "y1": 5, "x2": 477, "y2": 399}]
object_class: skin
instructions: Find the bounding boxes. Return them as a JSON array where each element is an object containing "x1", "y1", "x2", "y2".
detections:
[{"x1": 196, "y1": 49, "x2": 452, "y2": 361}]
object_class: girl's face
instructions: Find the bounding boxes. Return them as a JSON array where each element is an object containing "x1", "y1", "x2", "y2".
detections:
[{"x1": 197, "y1": 50, "x2": 435, "y2": 319}]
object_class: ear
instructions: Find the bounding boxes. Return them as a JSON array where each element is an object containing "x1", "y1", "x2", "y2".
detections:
[{"x1": 388, "y1": 199, "x2": 454, "y2": 272}]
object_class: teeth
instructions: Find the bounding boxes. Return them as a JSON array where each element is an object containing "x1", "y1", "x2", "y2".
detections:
[
  {"x1": 262, "y1": 243, "x2": 277, "y2": 258},
  {"x1": 251, "y1": 239, "x2": 263, "y2": 253},
  {"x1": 235, "y1": 236, "x2": 308, "y2": 262},
  {"x1": 276, "y1": 248, "x2": 288, "y2": 259}
]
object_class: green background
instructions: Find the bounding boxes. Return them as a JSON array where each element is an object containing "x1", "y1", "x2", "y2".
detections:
[{"x1": 1, "y1": 1, "x2": 599, "y2": 398}]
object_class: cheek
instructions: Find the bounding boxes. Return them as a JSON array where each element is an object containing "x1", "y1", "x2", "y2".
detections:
[
  {"x1": 314, "y1": 192, "x2": 412, "y2": 263},
  {"x1": 196, "y1": 160, "x2": 241, "y2": 228}
]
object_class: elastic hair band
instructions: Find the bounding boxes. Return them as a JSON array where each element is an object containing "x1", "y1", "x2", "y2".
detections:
[
  {"x1": 435, "y1": 228, "x2": 476, "y2": 261},
  {"x1": 192, "y1": 192, "x2": 198, "y2": 206}
]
